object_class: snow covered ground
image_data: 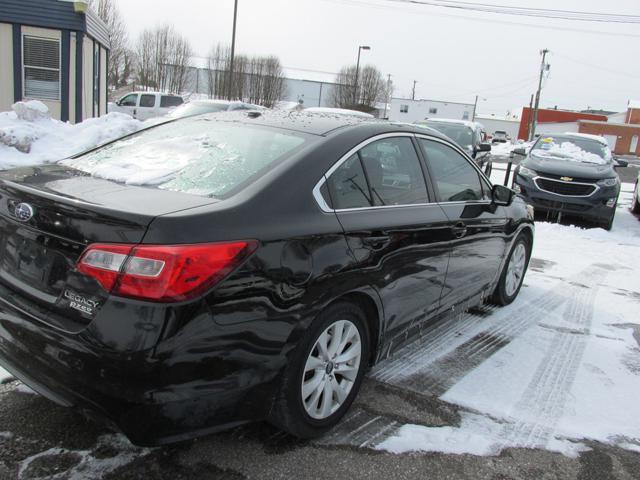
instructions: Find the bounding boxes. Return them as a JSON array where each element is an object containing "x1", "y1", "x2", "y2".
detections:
[{"x1": 371, "y1": 183, "x2": 640, "y2": 457}]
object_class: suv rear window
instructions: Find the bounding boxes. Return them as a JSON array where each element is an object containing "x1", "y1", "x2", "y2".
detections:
[
  {"x1": 161, "y1": 96, "x2": 184, "y2": 108},
  {"x1": 63, "y1": 119, "x2": 308, "y2": 198}
]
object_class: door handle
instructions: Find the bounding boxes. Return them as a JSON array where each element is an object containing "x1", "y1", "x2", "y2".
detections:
[
  {"x1": 452, "y1": 222, "x2": 467, "y2": 239},
  {"x1": 133, "y1": 108, "x2": 137, "y2": 117},
  {"x1": 362, "y1": 235, "x2": 391, "y2": 248}
]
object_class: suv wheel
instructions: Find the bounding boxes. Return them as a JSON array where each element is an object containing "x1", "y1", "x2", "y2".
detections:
[
  {"x1": 269, "y1": 302, "x2": 370, "y2": 438},
  {"x1": 491, "y1": 234, "x2": 531, "y2": 306},
  {"x1": 632, "y1": 181, "x2": 640, "y2": 215}
]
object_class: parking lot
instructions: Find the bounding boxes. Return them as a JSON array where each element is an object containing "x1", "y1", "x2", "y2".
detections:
[{"x1": 1, "y1": 165, "x2": 638, "y2": 479}]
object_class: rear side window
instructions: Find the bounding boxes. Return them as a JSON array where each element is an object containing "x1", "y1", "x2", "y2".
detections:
[
  {"x1": 161, "y1": 96, "x2": 184, "y2": 108},
  {"x1": 419, "y1": 139, "x2": 483, "y2": 202},
  {"x1": 326, "y1": 154, "x2": 373, "y2": 209},
  {"x1": 359, "y1": 137, "x2": 428, "y2": 206},
  {"x1": 63, "y1": 120, "x2": 307, "y2": 198},
  {"x1": 140, "y1": 94, "x2": 155, "y2": 108}
]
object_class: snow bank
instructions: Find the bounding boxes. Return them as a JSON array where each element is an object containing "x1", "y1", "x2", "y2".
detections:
[{"x1": 0, "y1": 101, "x2": 143, "y2": 170}]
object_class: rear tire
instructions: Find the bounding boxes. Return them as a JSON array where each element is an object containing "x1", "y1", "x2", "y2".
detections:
[
  {"x1": 491, "y1": 233, "x2": 531, "y2": 306},
  {"x1": 268, "y1": 302, "x2": 370, "y2": 439}
]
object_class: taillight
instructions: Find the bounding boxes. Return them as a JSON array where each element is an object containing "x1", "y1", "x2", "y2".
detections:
[{"x1": 77, "y1": 241, "x2": 258, "y2": 302}]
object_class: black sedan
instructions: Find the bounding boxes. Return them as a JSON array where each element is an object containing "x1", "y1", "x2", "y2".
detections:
[
  {"x1": 512, "y1": 133, "x2": 628, "y2": 230},
  {"x1": 0, "y1": 112, "x2": 534, "y2": 445}
]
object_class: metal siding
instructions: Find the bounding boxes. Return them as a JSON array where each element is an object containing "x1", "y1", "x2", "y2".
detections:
[
  {"x1": 84, "y1": 9, "x2": 110, "y2": 49},
  {"x1": 12, "y1": 24, "x2": 21, "y2": 102},
  {"x1": 75, "y1": 31, "x2": 83, "y2": 122},
  {"x1": 61, "y1": 29, "x2": 70, "y2": 122},
  {"x1": 0, "y1": 0, "x2": 109, "y2": 49}
]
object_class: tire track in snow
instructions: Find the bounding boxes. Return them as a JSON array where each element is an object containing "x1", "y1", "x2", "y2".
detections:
[
  {"x1": 323, "y1": 264, "x2": 607, "y2": 449},
  {"x1": 496, "y1": 264, "x2": 608, "y2": 450}
]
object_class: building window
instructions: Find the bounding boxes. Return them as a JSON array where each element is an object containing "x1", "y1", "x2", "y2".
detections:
[
  {"x1": 23, "y1": 35, "x2": 61, "y2": 101},
  {"x1": 462, "y1": 111, "x2": 470, "y2": 120},
  {"x1": 429, "y1": 107, "x2": 438, "y2": 114},
  {"x1": 400, "y1": 104, "x2": 409, "y2": 113}
]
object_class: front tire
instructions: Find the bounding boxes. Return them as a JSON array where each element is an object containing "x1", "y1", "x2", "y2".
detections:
[
  {"x1": 491, "y1": 234, "x2": 531, "y2": 306},
  {"x1": 632, "y1": 181, "x2": 640, "y2": 215},
  {"x1": 269, "y1": 302, "x2": 370, "y2": 438}
]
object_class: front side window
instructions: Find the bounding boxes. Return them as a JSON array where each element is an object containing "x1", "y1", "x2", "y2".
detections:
[
  {"x1": 140, "y1": 94, "x2": 156, "y2": 108},
  {"x1": 419, "y1": 139, "x2": 483, "y2": 202},
  {"x1": 62, "y1": 120, "x2": 308, "y2": 198},
  {"x1": 23, "y1": 36, "x2": 60, "y2": 100},
  {"x1": 119, "y1": 94, "x2": 138, "y2": 107}
]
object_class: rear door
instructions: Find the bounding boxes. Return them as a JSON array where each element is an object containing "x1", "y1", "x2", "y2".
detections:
[
  {"x1": 159, "y1": 95, "x2": 184, "y2": 116},
  {"x1": 323, "y1": 134, "x2": 451, "y2": 342},
  {"x1": 417, "y1": 136, "x2": 508, "y2": 312}
]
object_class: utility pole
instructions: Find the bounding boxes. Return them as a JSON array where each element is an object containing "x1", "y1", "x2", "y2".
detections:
[
  {"x1": 530, "y1": 48, "x2": 550, "y2": 141},
  {"x1": 353, "y1": 46, "x2": 370, "y2": 106},
  {"x1": 228, "y1": 0, "x2": 239, "y2": 100},
  {"x1": 472, "y1": 94, "x2": 479, "y2": 121},
  {"x1": 526, "y1": 93, "x2": 534, "y2": 139},
  {"x1": 383, "y1": 73, "x2": 391, "y2": 119},
  {"x1": 412, "y1": 80, "x2": 417, "y2": 100}
]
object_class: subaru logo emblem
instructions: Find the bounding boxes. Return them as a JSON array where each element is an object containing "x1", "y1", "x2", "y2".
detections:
[{"x1": 14, "y1": 203, "x2": 34, "y2": 222}]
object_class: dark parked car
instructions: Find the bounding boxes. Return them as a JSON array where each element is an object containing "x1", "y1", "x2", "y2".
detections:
[
  {"x1": 512, "y1": 133, "x2": 628, "y2": 230},
  {"x1": 415, "y1": 119, "x2": 493, "y2": 175},
  {"x1": 0, "y1": 112, "x2": 534, "y2": 445}
]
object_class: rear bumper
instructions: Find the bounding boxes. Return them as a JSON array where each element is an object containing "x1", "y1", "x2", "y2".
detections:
[
  {"x1": 514, "y1": 174, "x2": 618, "y2": 223},
  {"x1": 0, "y1": 293, "x2": 278, "y2": 446}
]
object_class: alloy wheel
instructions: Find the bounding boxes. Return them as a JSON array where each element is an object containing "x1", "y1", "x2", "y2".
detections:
[
  {"x1": 505, "y1": 242, "x2": 526, "y2": 297},
  {"x1": 301, "y1": 319, "x2": 362, "y2": 420}
]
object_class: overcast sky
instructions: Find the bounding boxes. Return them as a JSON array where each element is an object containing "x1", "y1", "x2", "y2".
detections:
[{"x1": 113, "y1": 0, "x2": 640, "y2": 116}]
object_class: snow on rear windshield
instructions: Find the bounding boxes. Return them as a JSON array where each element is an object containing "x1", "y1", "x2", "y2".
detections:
[
  {"x1": 62, "y1": 119, "x2": 307, "y2": 197},
  {"x1": 531, "y1": 136, "x2": 610, "y2": 165}
]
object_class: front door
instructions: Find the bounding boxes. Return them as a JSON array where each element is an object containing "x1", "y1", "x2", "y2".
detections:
[
  {"x1": 325, "y1": 135, "x2": 451, "y2": 342},
  {"x1": 117, "y1": 93, "x2": 138, "y2": 118},
  {"x1": 417, "y1": 137, "x2": 508, "y2": 312}
]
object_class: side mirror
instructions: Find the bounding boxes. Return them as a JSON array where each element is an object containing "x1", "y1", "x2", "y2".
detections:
[
  {"x1": 512, "y1": 147, "x2": 527, "y2": 156},
  {"x1": 614, "y1": 158, "x2": 629, "y2": 168},
  {"x1": 477, "y1": 142, "x2": 492, "y2": 153},
  {"x1": 492, "y1": 184, "x2": 515, "y2": 206}
]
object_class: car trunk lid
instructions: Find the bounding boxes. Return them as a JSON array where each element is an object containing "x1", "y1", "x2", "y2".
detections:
[{"x1": 0, "y1": 165, "x2": 217, "y2": 331}]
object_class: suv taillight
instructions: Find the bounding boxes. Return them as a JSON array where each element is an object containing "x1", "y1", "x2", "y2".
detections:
[{"x1": 77, "y1": 241, "x2": 258, "y2": 302}]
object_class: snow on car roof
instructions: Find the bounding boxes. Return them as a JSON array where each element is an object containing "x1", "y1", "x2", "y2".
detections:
[
  {"x1": 561, "y1": 132, "x2": 609, "y2": 145},
  {"x1": 305, "y1": 107, "x2": 374, "y2": 118}
]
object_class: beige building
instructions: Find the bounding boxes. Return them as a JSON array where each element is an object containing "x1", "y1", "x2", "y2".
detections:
[{"x1": 0, "y1": 0, "x2": 109, "y2": 123}]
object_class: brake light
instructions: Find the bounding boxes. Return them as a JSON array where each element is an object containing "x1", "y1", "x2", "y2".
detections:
[{"x1": 77, "y1": 241, "x2": 258, "y2": 302}]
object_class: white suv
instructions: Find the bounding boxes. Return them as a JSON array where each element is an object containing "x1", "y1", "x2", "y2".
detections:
[{"x1": 108, "y1": 92, "x2": 184, "y2": 120}]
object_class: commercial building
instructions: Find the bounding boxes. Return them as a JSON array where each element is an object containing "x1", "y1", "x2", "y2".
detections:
[
  {"x1": 388, "y1": 98, "x2": 475, "y2": 123},
  {"x1": 0, "y1": 0, "x2": 109, "y2": 123}
]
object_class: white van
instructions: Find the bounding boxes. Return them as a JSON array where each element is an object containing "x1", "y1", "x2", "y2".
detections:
[{"x1": 108, "y1": 92, "x2": 184, "y2": 120}]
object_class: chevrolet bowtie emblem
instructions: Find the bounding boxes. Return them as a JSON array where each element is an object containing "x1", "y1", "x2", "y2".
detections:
[{"x1": 560, "y1": 176, "x2": 573, "y2": 182}]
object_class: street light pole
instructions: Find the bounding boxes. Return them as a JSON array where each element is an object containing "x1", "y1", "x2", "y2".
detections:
[
  {"x1": 228, "y1": 0, "x2": 239, "y2": 100},
  {"x1": 472, "y1": 95, "x2": 479, "y2": 121},
  {"x1": 353, "y1": 45, "x2": 370, "y2": 106}
]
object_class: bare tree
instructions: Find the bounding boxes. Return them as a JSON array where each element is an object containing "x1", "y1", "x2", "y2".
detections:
[
  {"x1": 331, "y1": 64, "x2": 385, "y2": 111},
  {"x1": 90, "y1": 0, "x2": 128, "y2": 87},
  {"x1": 203, "y1": 43, "x2": 285, "y2": 107},
  {"x1": 134, "y1": 25, "x2": 193, "y2": 93}
]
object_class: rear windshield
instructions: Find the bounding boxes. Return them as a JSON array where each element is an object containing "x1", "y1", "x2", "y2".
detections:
[
  {"x1": 168, "y1": 102, "x2": 230, "y2": 118},
  {"x1": 425, "y1": 123, "x2": 474, "y2": 149},
  {"x1": 62, "y1": 119, "x2": 308, "y2": 198}
]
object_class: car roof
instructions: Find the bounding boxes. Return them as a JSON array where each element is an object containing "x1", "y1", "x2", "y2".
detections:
[
  {"x1": 420, "y1": 118, "x2": 483, "y2": 129},
  {"x1": 180, "y1": 110, "x2": 454, "y2": 139}
]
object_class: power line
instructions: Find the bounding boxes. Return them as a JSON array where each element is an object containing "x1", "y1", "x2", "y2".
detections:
[
  {"x1": 382, "y1": 0, "x2": 640, "y2": 24},
  {"x1": 320, "y1": 0, "x2": 640, "y2": 38},
  {"x1": 553, "y1": 53, "x2": 640, "y2": 80}
]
